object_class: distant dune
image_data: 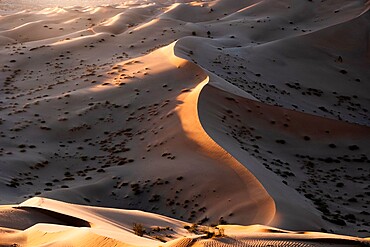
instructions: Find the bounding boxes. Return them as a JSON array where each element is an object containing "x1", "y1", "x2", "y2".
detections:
[{"x1": 0, "y1": 0, "x2": 369, "y2": 246}]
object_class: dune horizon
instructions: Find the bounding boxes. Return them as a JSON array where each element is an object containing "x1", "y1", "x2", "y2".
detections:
[{"x1": 0, "y1": 0, "x2": 369, "y2": 246}]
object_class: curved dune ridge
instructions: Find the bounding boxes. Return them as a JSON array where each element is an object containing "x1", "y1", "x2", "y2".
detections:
[
  {"x1": 0, "y1": 198, "x2": 369, "y2": 247},
  {"x1": 0, "y1": 0, "x2": 370, "y2": 246}
]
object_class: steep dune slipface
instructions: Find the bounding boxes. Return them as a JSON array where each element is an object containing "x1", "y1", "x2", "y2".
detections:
[
  {"x1": 0, "y1": 0, "x2": 369, "y2": 244},
  {"x1": 196, "y1": 82, "x2": 370, "y2": 235},
  {"x1": 175, "y1": 70, "x2": 275, "y2": 225}
]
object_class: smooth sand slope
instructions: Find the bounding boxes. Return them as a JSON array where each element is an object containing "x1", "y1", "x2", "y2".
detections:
[
  {"x1": 0, "y1": 0, "x2": 369, "y2": 246},
  {"x1": 1, "y1": 198, "x2": 369, "y2": 247}
]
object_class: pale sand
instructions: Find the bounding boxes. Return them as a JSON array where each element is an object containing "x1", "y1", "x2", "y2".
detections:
[{"x1": 0, "y1": 0, "x2": 369, "y2": 246}]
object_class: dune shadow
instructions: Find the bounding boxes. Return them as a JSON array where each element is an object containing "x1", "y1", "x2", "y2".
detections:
[{"x1": 0, "y1": 206, "x2": 91, "y2": 230}]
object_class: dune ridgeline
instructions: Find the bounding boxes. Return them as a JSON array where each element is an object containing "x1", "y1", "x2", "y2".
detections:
[{"x1": 0, "y1": 0, "x2": 369, "y2": 246}]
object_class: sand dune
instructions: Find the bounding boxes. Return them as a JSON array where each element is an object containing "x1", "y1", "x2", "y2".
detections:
[
  {"x1": 0, "y1": 198, "x2": 268, "y2": 246},
  {"x1": 0, "y1": 0, "x2": 369, "y2": 246},
  {"x1": 1, "y1": 198, "x2": 369, "y2": 247}
]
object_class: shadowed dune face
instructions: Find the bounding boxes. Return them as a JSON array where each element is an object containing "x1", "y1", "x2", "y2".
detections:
[
  {"x1": 0, "y1": 0, "x2": 369, "y2": 245},
  {"x1": 197, "y1": 82, "x2": 370, "y2": 233},
  {"x1": 0, "y1": 206, "x2": 90, "y2": 230}
]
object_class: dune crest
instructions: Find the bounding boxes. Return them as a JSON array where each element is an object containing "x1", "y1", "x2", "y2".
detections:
[
  {"x1": 175, "y1": 72, "x2": 275, "y2": 225},
  {"x1": 1, "y1": 0, "x2": 369, "y2": 245},
  {"x1": 1, "y1": 197, "x2": 369, "y2": 247}
]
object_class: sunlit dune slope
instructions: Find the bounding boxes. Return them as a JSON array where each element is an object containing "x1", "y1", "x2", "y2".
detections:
[
  {"x1": 0, "y1": 198, "x2": 369, "y2": 247},
  {"x1": 0, "y1": 0, "x2": 369, "y2": 244},
  {"x1": 0, "y1": 36, "x2": 274, "y2": 227}
]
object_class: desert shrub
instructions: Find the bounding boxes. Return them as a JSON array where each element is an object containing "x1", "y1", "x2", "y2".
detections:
[
  {"x1": 188, "y1": 224, "x2": 199, "y2": 233},
  {"x1": 276, "y1": 139, "x2": 286, "y2": 144},
  {"x1": 204, "y1": 231, "x2": 214, "y2": 238},
  {"x1": 154, "y1": 235, "x2": 166, "y2": 242},
  {"x1": 215, "y1": 227, "x2": 225, "y2": 237},
  {"x1": 336, "y1": 182, "x2": 344, "y2": 188},
  {"x1": 133, "y1": 223, "x2": 145, "y2": 237}
]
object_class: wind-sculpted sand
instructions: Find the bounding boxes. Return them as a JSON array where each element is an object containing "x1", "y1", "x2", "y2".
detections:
[{"x1": 0, "y1": 0, "x2": 369, "y2": 246}]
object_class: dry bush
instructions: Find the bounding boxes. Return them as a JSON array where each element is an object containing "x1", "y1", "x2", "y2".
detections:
[{"x1": 133, "y1": 223, "x2": 145, "y2": 237}]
